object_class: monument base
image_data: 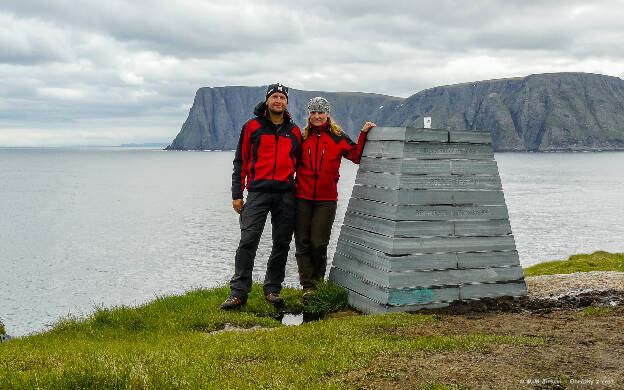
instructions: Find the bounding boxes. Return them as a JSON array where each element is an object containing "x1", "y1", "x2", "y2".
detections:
[{"x1": 329, "y1": 126, "x2": 528, "y2": 314}]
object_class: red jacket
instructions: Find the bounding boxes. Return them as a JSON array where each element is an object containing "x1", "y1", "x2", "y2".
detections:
[
  {"x1": 296, "y1": 123, "x2": 367, "y2": 201},
  {"x1": 231, "y1": 102, "x2": 302, "y2": 200}
]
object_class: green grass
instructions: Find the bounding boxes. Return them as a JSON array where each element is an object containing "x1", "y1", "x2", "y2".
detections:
[
  {"x1": 0, "y1": 283, "x2": 543, "y2": 389},
  {"x1": 0, "y1": 320, "x2": 5, "y2": 335},
  {"x1": 304, "y1": 280, "x2": 349, "y2": 315},
  {"x1": 583, "y1": 306, "x2": 613, "y2": 317},
  {"x1": 524, "y1": 251, "x2": 624, "y2": 277}
]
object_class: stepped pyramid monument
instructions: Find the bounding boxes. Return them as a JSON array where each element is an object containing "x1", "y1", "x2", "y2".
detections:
[{"x1": 329, "y1": 122, "x2": 527, "y2": 313}]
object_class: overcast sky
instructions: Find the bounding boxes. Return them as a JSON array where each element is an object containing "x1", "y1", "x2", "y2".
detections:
[{"x1": 1, "y1": 0, "x2": 623, "y2": 146}]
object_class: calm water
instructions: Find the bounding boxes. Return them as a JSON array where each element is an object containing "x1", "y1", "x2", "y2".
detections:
[{"x1": 1, "y1": 148, "x2": 623, "y2": 336}]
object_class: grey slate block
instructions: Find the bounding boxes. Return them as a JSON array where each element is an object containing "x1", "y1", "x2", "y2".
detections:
[
  {"x1": 351, "y1": 185, "x2": 453, "y2": 205},
  {"x1": 387, "y1": 286, "x2": 460, "y2": 306},
  {"x1": 335, "y1": 240, "x2": 392, "y2": 271},
  {"x1": 454, "y1": 220, "x2": 512, "y2": 235},
  {"x1": 342, "y1": 211, "x2": 400, "y2": 237},
  {"x1": 459, "y1": 281, "x2": 527, "y2": 300},
  {"x1": 456, "y1": 251, "x2": 520, "y2": 269},
  {"x1": 335, "y1": 240, "x2": 459, "y2": 271},
  {"x1": 359, "y1": 157, "x2": 451, "y2": 175},
  {"x1": 405, "y1": 142, "x2": 495, "y2": 159},
  {"x1": 359, "y1": 158, "x2": 500, "y2": 176},
  {"x1": 340, "y1": 225, "x2": 516, "y2": 255},
  {"x1": 451, "y1": 191, "x2": 506, "y2": 206},
  {"x1": 449, "y1": 130, "x2": 493, "y2": 144},
  {"x1": 351, "y1": 185, "x2": 507, "y2": 206},
  {"x1": 367, "y1": 126, "x2": 449, "y2": 142},
  {"x1": 450, "y1": 160, "x2": 500, "y2": 175},
  {"x1": 355, "y1": 171, "x2": 502, "y2": 190},
  {"x1": 363, "y1": 141, "x2": 494, "y2": 159},
  {"x1": 345, "y1": 289, "x2": 450, "y2": 314},
  {"x1": 343, "y1": 212, "x2": 455, "y2": 237},
  {"x1": 329, "y1": 267, "x2": 460, "y2": 306},
  {"x1": 332, "y1": 251, "x2": 524, "y2": 288},
  {"x1": 331, "y1": 251, "x2": 390, "y2": 287},
  {"x1": 329, "y1": 267, "x2": 391, "y2": 304},
  {"x1": 365, "y1": 126, "x2": 409, "y2": 141},
  {"x1": 347, "y1": 198, "x2": 509, "y2": 221},
  {"x1": 335, "y1": 239, "x2": 521, "y2": 273},
  {"x1": 362, "y1": 141, "x2": 405, "y2": 158}
]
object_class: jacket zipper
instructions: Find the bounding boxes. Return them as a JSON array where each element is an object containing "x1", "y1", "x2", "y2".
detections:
[
  {"x1": 272, "y1": 125, "x2": 279, "y2": 179},
  {"x1": 312, "y1": 131, "x2": 320, "y2": 200}
]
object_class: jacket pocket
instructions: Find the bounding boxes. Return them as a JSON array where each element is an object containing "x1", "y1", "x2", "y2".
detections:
[{"x1": 318, "y1": 146, "x2": 326, "y2": 171}]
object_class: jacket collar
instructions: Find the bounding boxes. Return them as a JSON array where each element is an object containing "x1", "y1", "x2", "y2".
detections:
[
  {"x1": 253, "y1": 101, "x2": 293, "y2": 126},
  {"x1": 310, "y1": 122, "x2": 329, "y2": 135}
]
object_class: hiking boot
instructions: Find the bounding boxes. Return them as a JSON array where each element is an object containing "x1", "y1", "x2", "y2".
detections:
[
  {"x1": 302, "y1": 288, "x2": 316, "y2": 301},
  {"x1": 220, "y1": 296, "x2": 246, "y2": 310},
  {"x1": 265, "y1": 293, "x2": 284, "y2": 306}
]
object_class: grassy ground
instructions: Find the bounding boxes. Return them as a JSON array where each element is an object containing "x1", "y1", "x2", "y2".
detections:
[
  {"x1": 523, "y1": 251, "x2": 624, "y2": 277},
  {"x1": 0, "y1": 283, "x2": 541, "y2": 389},
  {"x1": 2, "y1": 253, "x2": 623, "y2": 389}
]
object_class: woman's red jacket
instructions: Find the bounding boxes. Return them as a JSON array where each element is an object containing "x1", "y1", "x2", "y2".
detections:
[{"x1": 295, "y1": 124, "x2": 367, "y2": 201}]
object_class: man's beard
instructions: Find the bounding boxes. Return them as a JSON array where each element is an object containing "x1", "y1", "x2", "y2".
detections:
[{"x1": 268, "y1": 107, "x2": 284, "y2": 116}]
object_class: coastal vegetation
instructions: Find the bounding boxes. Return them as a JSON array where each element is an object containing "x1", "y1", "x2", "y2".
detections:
[
  {"x1": 523, "y1": 251, "x2": 624, "y2": 277},
  {"x1": 0, "y1": 283, "x2": 541, "y2": 389},
  {"x1": 583, "y1": 306, "x2": 614, "y2": 317},
  {"x1": 2, "y1": 252, "x2": 622, "y2": 388}
]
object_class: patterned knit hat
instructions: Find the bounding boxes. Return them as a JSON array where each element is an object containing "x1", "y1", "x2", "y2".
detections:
[
  {"x1": 266, "y1": 83, "x2": 289, "y2": 101},
  {"x1": 307, "y1": 97, "x2": 330, "y2": 114}
]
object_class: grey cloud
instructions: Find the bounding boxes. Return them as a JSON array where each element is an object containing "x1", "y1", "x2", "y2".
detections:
[
  {"x1": 0, "y1": 12, "x2": 76, "y2": 64},
  {"x1": 1, "y1": 0, "x2": 623, "y2": 146},
  {"x1": 2, "y1": 1, "x2": 305, "y2": 59}
]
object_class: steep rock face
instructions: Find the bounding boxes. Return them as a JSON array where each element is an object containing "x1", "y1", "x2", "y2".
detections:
[
  {"x1": 167, "y1": 87, "x2": 401, "y2": 150},
  {"x1": 167, "y1": 73, "x2": 624, "y2": 151}
]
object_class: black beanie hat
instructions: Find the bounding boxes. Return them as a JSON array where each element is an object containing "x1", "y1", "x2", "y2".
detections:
[{"x1": 266, "y1": 83, "x2": 289, "y2": 101}]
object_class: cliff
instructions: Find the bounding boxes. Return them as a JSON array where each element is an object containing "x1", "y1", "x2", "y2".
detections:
[
  {"x1": 166, "y1": 87, "x2": 401, "y2": 150},
  {"x1": 167, "y1": 73, "x2": 624, "y2": 152}
]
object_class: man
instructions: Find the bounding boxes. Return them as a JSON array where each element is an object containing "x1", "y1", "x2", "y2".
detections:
[{"x1": 222, "y1": 83, "x2": 302, "y2": 310}]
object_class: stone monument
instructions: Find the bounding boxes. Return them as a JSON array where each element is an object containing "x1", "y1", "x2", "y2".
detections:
[{"x1": 329, "y1": 122, "x2": 527, "y2": 313}]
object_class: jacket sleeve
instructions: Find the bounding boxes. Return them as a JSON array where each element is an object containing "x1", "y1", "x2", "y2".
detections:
[
  {"x1": 231, "y1": 123, "x2": 251, "y2": 200},
  {"x1": 342, "y1": 130, "x2": 368, "y2": 164}
]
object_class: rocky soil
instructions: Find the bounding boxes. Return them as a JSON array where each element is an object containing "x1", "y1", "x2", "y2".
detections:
[{"x1": 343, "y1": 272, "x2": 624, "y2": 389}]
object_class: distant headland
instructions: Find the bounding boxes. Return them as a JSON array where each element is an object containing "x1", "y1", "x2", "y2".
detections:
[{"x1": 166, "y1": 72, "x2": 624, "y2": 152}]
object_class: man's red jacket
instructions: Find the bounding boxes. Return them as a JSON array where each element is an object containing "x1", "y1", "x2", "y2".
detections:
[
  {"x1": 295, "y1": 123, "x2": 367, "y2": 201},
  {"x1": 231, "y1": 102, "x2": 302, "y2": 200}
]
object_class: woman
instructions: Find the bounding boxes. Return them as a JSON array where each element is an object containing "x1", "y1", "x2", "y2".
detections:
[{"x1": 295, "y1": 96, "x2": 376, "y2": 298}]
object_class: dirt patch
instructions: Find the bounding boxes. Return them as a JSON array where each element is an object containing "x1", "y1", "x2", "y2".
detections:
[
  {"x1": 339, "y1": 290, "x2": 624, "y2": 389},
  {"x1": 206, "y1": 323, "x2": 269, "y2": 335},
  {"x1": 414, "y1": 289, "x2": 624, "y2": 316},
  {"x1": 342, "y1": 306, "x2": 624, "y2": 389}
]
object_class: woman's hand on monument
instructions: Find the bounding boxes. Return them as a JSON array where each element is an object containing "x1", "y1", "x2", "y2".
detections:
[{"x1": 362, "y1": 122, "x2": 376, "y2": 133}]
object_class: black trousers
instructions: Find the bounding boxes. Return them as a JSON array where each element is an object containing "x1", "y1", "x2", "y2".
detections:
[
  {"x1": 294, "y1": 198, "x2": 337, "y2": 289},
  {"x1": 229, "y1": 191, "x2": 295, "y2": 299}
]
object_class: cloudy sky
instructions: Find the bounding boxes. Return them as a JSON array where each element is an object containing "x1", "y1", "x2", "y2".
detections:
[{"x1": 1, "y1": 0, "x2": 623, "y2": 146}]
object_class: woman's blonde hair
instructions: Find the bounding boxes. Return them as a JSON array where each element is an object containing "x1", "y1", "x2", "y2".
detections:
[{"x1": 303, "y1": 115, "x2": 343, "y2": 139}]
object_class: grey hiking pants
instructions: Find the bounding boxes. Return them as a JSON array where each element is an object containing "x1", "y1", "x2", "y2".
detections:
[{"x1": 229, "y1": 191, "x2": 296, "y2": 299}]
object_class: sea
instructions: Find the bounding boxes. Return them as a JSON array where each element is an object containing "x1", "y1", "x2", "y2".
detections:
[{"x1": 1, "y1": 147, "x2": 623, "y2": 337}]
